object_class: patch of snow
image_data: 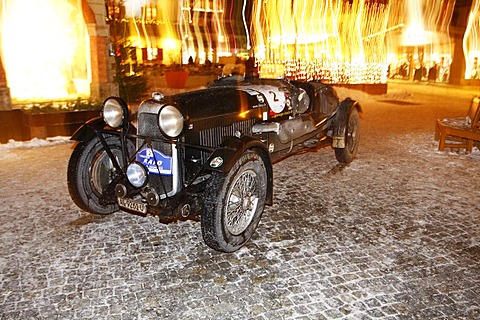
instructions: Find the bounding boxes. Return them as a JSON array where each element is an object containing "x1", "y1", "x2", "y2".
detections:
[
  {"x1": 376, "y1": 89, "x2": 415, "y2": 101},
  {"x1": 0, "y1": 136, "x2": 73, "y2": 150},
  {"x1": 334, "y1": 87, "x2": 373, "y2": 103},
  {"x1": 334, "y1": 86, "x2": 416, "y2": 106}
]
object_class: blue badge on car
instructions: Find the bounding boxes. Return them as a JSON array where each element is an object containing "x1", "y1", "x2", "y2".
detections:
[{"x1": 137, "y1": 148, "x2": 173, "y2": 175}]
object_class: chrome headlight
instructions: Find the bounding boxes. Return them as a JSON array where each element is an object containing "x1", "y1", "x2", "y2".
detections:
[
  {"x1": 103, "y1": 97, "x2": 128, "y2": 128},
  {"x1": 126, "y1": 162, "x2": 148, "y2": 188},
  {"x1": 158, "y1": 105, "x2": 184, "y2": 138}
]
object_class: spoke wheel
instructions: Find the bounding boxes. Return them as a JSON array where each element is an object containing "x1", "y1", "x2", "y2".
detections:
[
  {"x1": 90, "y1": 148, "x2": 123, "y2": 197},
  {"x1": 67, "y1": 136, "x2": 133, "y2": 215},
  {"x1": 201, "y1": 150, "x2": 267, "y2": 252},
  {"x1": 225, "y1": 169, "x2": 259, "y2": 235}
]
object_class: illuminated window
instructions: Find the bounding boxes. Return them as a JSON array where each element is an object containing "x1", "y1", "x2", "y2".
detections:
[{"x1": 145, "y1": 4, "x2": 157, "y2": 20}]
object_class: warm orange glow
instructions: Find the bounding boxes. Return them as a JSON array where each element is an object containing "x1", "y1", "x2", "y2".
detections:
[
  {"x1": 251, "y1": 0, "x2": 390, "y2": 84},
  {"x1": 123, "y1": 0, "x2": 234, "y2": 65},
  {"x1": 1, "y1": 0, "x2": 477, "y2": 103},
  {"x1": 0, "y1": 0, "x2": 90, "y2": 102},
  {"x1": 122, "y1": 0, "x2": 181, "y2": 64},
  {"x1": 181, "y1": 0, "x2": 230, "y2": 64},
  {"x1": 464, "y1": 0, "x2": 480, "y2": 79},
  {"x1": 250, "y1": 0, "x2": 459, "y2": 84},
  {"x1": 402, "y1": 0, "x2": 427, "y2": 46},
  {"x1": 387, "y1": 0, "x2": 455, "y2": 82}
]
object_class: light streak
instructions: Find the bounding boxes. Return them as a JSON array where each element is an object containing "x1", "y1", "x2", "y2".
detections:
[
  {"x1": 464, "y1": 0, "x2": 480, "y2": 79},
  {"x1": 250, "y1": 0, "x2": 458, "y2": 84},
  {"x1": 242, "y1": 0, "x2": 251, "y2": 51},
  {"x1": 403, "y1": 0, "x2": 428, "y2": 46},
  {"x1": 252, "y1": 0, "x2": 390, "y2": 84}
]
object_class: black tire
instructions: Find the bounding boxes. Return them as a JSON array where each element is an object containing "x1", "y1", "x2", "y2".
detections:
[
  {"x1": 201, "y1": 150, "x2": 267, "y2": 252},
  {"x1": 67, "y1": 136, "x2": 132, "y2": 215},
  {"x1": 334, "y1": 108, "x2": 360, "y2": 164}
]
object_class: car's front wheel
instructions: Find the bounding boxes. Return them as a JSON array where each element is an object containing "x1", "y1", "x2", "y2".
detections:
[
  {"x1": 201, "y1": 150, "x2": 267, "y2": 252},
  {"x1": 67, "y1": 135, "x2": 132, "y2": 215}
]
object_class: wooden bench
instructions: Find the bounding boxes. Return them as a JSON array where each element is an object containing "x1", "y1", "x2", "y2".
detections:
[{"x1": 435, "y1": 96, "x2": 480, "y2": 152}]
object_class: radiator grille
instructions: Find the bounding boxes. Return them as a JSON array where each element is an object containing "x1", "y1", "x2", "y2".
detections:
[
  {"x1": 137, "y1": 113, "x2": 174, "y2": 195},
  {"x1": 199, "y1": 119, "x2": 257, "y2": 162}
]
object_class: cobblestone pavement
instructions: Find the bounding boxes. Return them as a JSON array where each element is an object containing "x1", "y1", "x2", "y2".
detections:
[{"x1": 1, "y1": 82, "x2": 479, "y2": 319}]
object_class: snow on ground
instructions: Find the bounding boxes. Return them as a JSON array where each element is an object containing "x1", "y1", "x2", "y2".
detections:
[
  {"x1": 1, "y1": 81, "x2": 479, "y2": 319},
  {"x1": 0, "y1": 136, "x2": 72, "y2": 150}
]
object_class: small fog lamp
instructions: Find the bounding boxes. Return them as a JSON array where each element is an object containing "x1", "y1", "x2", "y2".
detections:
[{"x1": 126, "y1": 162, "x2": 148, "y2": 188}]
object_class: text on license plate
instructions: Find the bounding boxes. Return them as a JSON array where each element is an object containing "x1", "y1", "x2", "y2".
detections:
[{"x1": 118, "y1": 198, "x2": 147, "y2": 214}]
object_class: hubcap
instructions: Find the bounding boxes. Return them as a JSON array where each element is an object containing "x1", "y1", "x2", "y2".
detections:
[
  {"x1": 225, "y1": 169, "x2": 259, "y2": 235},
  {"x1": 90, "y1": 149, "x2": 122, "y2": 195}
]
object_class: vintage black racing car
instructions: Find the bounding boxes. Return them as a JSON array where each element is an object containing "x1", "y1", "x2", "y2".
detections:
[{"x1": 67, "y1": 74, "x2": 361, "y2": 252}]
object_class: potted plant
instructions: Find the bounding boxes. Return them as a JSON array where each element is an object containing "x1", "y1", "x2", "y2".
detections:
[{"x1": 164, "y1": 57, "x2": 189, "y2": 88}]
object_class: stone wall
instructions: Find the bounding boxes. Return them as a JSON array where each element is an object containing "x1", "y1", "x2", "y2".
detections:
[
  {"x1": 0, "y1": 87, "x2": 11, "y2": 111},
  {"x1": 0, "y1": 55, "x2": 11, "y2": 110},
  {"x1": 85, "y1": 0, "x2": 119, "y2": 101}
]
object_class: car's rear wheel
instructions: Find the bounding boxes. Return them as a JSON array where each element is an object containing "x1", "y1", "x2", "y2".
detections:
[
  {"x1": 67, "y1": 136, "x2": 132, "y2": 215},
  {"x1": 201, "y1": 150, "x2": 267, "y2": 252},
  {"x1": 334, "y1": 108, "x2": 360, "y2": 164}
]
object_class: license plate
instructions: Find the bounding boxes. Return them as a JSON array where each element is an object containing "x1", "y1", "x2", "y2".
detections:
[{"x1": 118, "y1": 197, "x2": 147, "y2": 214}]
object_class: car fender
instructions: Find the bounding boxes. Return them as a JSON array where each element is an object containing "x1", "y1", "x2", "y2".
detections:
[
  {"x1": 332, "y1": 99, "x2": 362, "y2": 148},
  {"x1": 206, "y1": 136, "x2": 274, "y2": 205},
  {"x1": 70, "y1": 117, "x2": 136, "y2": 142},
  {"x1": 70, "y1": 117, "x2": 105, "y2": 142}
]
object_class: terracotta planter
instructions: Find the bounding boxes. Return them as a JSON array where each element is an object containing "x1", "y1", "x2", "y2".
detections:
[
  {"x1": 165, "y1": 70, "x2": 189, "y2": 88},
  {"x1": 0, "y1": 110, "x2": 27, "y2": 143},
  {"x1": 0, "y1": 109, "x2": 100, "y2": 142},
  {"x1": 22, "y1": 110, "x2": 100, "y2": 139}
]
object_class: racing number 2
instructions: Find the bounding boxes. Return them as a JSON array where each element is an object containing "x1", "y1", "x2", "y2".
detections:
[{"x1": 268, "y1": 90, "x2": 279, "y2": 102}]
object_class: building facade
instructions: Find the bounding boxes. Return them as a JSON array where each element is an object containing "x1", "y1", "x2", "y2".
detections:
[{"x1": 0, "y1": 0, "x2": 118, "y2": 110}]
